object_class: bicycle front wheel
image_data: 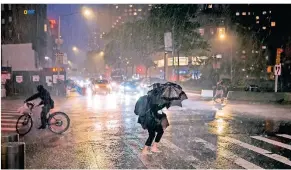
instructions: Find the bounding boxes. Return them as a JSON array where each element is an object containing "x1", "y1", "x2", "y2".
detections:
[
  {"x1": 16, "y1": 114, "x2": 33, "y2": 136},
  {"x1": 48, "y1": 112, "x2": 70, "y2": 134}
]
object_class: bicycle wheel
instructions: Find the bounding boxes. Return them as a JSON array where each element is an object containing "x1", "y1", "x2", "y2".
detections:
[
  {"x1": 16, "y1": 114, "x2": 33, "y2": 136},
  {"x1": 47, "y1": 112, "x2": 70, "y2": 134}
]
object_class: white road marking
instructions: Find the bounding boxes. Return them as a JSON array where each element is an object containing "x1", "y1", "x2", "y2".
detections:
[
  {"x1": 276, "y1": 134, "x2": 291, "y2": 140},
  {"x1": 251, "y1": 136, "x2": 291, "y2": 150},
  {"x1": 193, "y1": 137, "x2": 263, "y2": 169},
  {"x1": 222, "y1": 136, "x2": 291, "y2": 166}
]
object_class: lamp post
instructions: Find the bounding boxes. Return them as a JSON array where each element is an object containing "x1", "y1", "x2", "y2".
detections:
[
  {"x1": 219, "y1": 33, "x2": 233, "y2": 83},
  {"x1": 55, "y1": 7, "x2": 93, "y2": 95}
]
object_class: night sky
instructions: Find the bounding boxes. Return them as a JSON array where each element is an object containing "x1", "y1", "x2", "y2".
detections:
[{"x1": 47, "y1": 4, "x2": 99, "y2": 65}]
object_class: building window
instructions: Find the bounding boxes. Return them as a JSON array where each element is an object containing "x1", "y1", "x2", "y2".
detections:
[
  {"x1": 236, "y1": 12, "x2": 239, "y2": 16},
  {"x1": 148, "y1": 8, "x2": 151, "y2": 11},
  {"x1": 44, "y1": 24, "x2": 47, "y2": 32},
  {"x1": 271, "y1": 22, "x2": 276, "y2": 27},
  {"x1": 9, "y1": 30, "x2": 12, "y2": 37},
  {"x1": 262, "y1": 11, "x2": 266, "y2": 15},
  {"x1": 208, "y1": 4, "x2": 212, "y2": 8},
  {"x1": 1, "y1": 4, "x2": 4, "y2": 11},
  {"x1": 9, "y1": 16, "x2": 12, "y2": 22},
  {"x1": 133, "y1": 12, "x2": 137, "y2": 16},
  {"x1": 242, "y1": 12, "x2": 246, "y2": 15},
  {"x1": 256, "y1": 16, "x2": 259, "y2": 20},
  {"x1": 269, "y1": 10, "x2": 272, "y2": 13},
  {"x1": 1, "y1": 18, "x2": 5, "y2": 24},
  {"x1": 129, "y1": 9, "x2": 132, "y2": 12},
  {"x1": 199, "y1": 28, "x2": 204, "y2": 36},
  {"x1": 129, "y1": 13, "x2": 132, "y2": 16},
  {"x1": 129, "y1": 5, "x2": 133, "y2": 7},
  {"x1": 8, "y1": 4, "x2": 11, "y2": 10},
  {"x1": 262, "y1": 26, "x2": 266, "y2": 30},
  {"x1": 138, "y1": 8, "x2": 142, "y2": 11},
  {"x1": 262, "y1": 46, "x2": 266, "y2": 49},
  {"x1": 256, "y1": 21, "x2": 259, "y2": 24},
  {"x1": 248, "y1": 12, "x2": 251, "y2": 15},
  {"x1": 134, "y1": 8, "x2": 137, "y2": 11},
  {"x1": 124, "y1": 9, "x2": 127, "y2": 12}
]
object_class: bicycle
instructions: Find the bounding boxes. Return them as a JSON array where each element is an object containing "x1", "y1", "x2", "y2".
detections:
[{"x1": 16, "y1": 102, "x2": 70, "y2": 136}]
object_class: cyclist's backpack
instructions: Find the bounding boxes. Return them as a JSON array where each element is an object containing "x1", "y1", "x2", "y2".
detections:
[{"x1": 134, "y1": 95, "x2": 150, "y2": 116}]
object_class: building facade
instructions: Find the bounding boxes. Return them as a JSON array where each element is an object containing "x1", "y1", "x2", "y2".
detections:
[{"x1": 1, "y1": 4, "x2": 48, "y2": 68}]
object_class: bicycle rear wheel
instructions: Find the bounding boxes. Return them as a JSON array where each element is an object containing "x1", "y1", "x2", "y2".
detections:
[
  {"x1": 16, "y1": 114, "x2": 33, "y2": 136},
  {"x1": 47, "y1": 112, "x2": 70, "y2": 134}
]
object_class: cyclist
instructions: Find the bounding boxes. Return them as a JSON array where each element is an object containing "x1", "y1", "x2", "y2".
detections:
[
  {"x1": 24, "y1": 85, "x2": 54, "y2": 129},
  {"x1": 213, "y1": 80, "x2": 224, "y2": 103}
]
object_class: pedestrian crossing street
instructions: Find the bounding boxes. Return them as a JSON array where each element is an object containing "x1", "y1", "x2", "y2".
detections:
[{"x1": 128, "y1": 133, "x2": 291, "y2": 169}]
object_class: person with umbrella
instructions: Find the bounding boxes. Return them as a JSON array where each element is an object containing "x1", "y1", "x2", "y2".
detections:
[{"x1": 135, "y1": 82, "x2": 187, "y2": 154}]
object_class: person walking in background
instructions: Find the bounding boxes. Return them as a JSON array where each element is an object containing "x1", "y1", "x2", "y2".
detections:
[{"x1": 213, "y1": 80, "x2": 224, "y2": 102}]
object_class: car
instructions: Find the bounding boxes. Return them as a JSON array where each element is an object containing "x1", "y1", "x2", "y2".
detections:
[
  {"x1": 92, "y1": 79, "x2": 112, "y2": 94},
  {"x1": 119, "y1": 81, "x2": 140, "y2": 94}
]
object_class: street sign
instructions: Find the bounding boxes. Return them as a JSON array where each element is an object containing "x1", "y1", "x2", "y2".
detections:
[
  {"x1": 63, "y1": 53, "x2": 68, "y2": 64},
  {"x1": 55, "y1": 52, "x2": 64, "y2": 64},
  {"x1": 274, "y1": 64, "x2": 281, "y2": 76},
  {"x1": 15, "y1": 76, "x2": 23, "y2": 83},
  {"x1": 32, "y1": 75, "x2": 40, "y2": 82},
  {"x1": 164, "y1": 32, "x2": 172, "y2": 51},
  {"x1": 276, "y1": 48, "x2": 283, "y2": 64}
]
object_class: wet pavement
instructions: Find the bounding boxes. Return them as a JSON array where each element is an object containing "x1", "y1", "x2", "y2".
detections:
[{"x1": 1, "y1": 92, "x2": 291, "y2": 169}]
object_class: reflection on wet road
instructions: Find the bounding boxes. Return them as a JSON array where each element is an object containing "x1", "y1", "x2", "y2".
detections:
[{"x1": 1, "y1": 92, "x2": 291, "y2": 169}]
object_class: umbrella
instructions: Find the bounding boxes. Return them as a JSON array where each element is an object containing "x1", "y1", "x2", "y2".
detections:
[
  {"x1": 147, "y1": 82, "x2": 188, "y2": 107},
  {"x1": 166, "y1": 91, "x2": 188, "y2": 108}
]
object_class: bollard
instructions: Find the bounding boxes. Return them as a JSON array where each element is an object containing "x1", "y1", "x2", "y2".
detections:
[
  {"x1": 1, "y1": 142, "x2": 25, "y2": 169},
  {"x1": 1, "y1": 133, "x2": 19, "y2": 143}
]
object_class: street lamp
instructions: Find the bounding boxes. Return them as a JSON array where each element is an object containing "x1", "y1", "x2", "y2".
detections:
[
  {"x1": 72, "y1": 46, "x2": 78, "y2": 52},
  {"x1": 219, "y1": 33, "x2": 233, "y2": 83}
]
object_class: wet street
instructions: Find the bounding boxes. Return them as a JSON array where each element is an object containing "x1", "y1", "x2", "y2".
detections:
[{"x1": 1, "y1": 92, "x2": 291, "y2": 169}]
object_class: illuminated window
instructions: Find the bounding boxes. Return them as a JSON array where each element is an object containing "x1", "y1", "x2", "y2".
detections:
[
  {"x1": 256, "y1": 21, "x2": 259, "y2": 24},
  {"x1": 256, "y1": 16, "x2": 259, "y2": 20},
  {"x1": 129, "y1": 9, "x2": 132, "y2": 12},
  {"x1": 242, "y1": 12, "x2": 246, "y2": 15},
  {"x1": 8, "y1": 16, "x2": 12, "y2": 22},
  {"x1": 1, "y1": 18, "x2": 4, "y2": 24},
  {"x1": 269, "y1": 10, "x2": 271, "y2": 13},
  {"x1": 199, "y1": 28, "x2": 204, "y2": 36},
  {"x1": 262, "y1": 11, "x2": 266, "y2": 15},
  {"x1": 134, "y1": 9, "x2": 137, "y2": 11},
  {"x1": 133, "y1": 12, "x2": 137, "y2": 15},
  {"x1": 248, "y1": 12, "x2": 251, "y2": 15},
  {"x1": 138, "y1": 8, "x2": 142, "y2": 11},
  {"x1": 262, "y1": 26, "x2": 266, "y2": 30},
  {"x1": 236, "y1": 12, "x2": 239, "y2": 16},
  {"x1": 129, "y1": 13, "x2": 132, "y2": 16},
  {"x1": 44, "y1": 24, "x2": 47, "y2": 32},
  {"x1": 208, "y1": 4, "x2": 212, "y2": 8},
  {"x1": 112, "y1": 25, "x2": 115, "y2": 28},
  {"x1": 271, "y1": 22, "x2": 276, "y2": 27},
  {"x1": 8, "y1": 4, "x2": 11, "y2": 10},
  {"x1": 148, "y1": 8, "x2": 151, "y2": 10},
  {"x1": 124, "y1": 9, "x2": 127, "y2": 12},
  {"x1": 116, "y1": 20, "x2": 119, "y2": 22},
  {"x1": 262, "y1": 46, "x2": 266, "y2": 49},
  {"x1": 129, "y1": 5, "x2": 133, "y2": 7},
  {"x1": 116, "y1": 6, "x2": 118, "y2": 9}
]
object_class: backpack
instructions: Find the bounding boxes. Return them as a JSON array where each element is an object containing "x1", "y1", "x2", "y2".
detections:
[{"x1": 134, "y1": 95, "x2": 150, "y2": 116}]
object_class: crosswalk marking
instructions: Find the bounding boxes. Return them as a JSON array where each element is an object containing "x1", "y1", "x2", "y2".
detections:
[
  {"x1": 222, "y1": 136, "x2": 291, "y2": 166},
  {"x1": 251, "y1": 136, "x2": 291, "y2": 151},
  {"x1": 276, "y1": 134, "x2": 291, "y2": 140},
  {"x1": 192, "y1": 137, "x2": 263, "y2": 169}
]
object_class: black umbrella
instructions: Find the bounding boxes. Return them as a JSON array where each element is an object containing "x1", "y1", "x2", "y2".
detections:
[{"x1": 147, "y1": 82, "x2": 188, "y2": 107}]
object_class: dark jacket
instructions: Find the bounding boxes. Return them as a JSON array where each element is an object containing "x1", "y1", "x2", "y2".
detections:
[{"x1": 25, "y1": 88, "x2": 54, "y2": 108}]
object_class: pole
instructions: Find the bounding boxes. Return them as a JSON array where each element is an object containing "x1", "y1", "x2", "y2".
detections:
[
  {"x1": 164, "y1": 52, "x2": 167, "y2": 80},
  {"x1": 177, "y1": 50, "x2": 180, "y2": 82},
  {"x1": 56, "y1": 16, "x2": 61, "y2": 96},
  {"x1": 275, "y1": 75, "x2": 278, "y2": 92},
  {"x1": 172, "y1": 26, "x2": 175, "y2": 82},
  {"x1": 230, "y1": 42, "x2": 233, "y2": 83}
]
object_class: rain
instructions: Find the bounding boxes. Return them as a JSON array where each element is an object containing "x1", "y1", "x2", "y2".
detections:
[{"x1": 1, "y1": 3, "x2": 291, "y2": 169}]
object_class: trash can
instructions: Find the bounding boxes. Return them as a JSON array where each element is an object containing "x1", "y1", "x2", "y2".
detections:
[
  {"x1": 1, "y1": 142, "x2": 25, "y2": 169},
  {"x1": 1, "y1": 133, "x2": 19, "y2": 143}
]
